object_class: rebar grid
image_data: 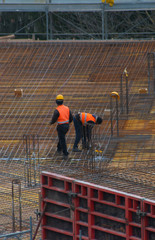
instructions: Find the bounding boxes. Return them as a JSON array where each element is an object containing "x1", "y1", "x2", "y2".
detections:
[{"x1": 0, "y1": 40, "x2": 155, "y2": 235}]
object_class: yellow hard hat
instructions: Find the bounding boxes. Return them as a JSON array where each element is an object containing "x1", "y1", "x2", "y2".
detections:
[
  {"x1": 110, "y1": 91, "x2": 120, "y2": 100},
  {"x1": 56, "y1": 94, "x2": 64, "y2": 100}
]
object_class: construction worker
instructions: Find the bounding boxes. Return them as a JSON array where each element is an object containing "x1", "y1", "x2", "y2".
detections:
[
  {"x1": 50, "y1": 94, "x2": 73, "y2": 159},
  {"x1": 72, "y1": 112, "x2": 102, "y2": 152}
]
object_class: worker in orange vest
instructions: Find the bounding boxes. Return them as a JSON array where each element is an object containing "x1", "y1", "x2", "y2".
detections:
[
  {"x1": 72, "y1": 112, "x2": 102, "y2": 152},
  {"x1": 50, "y1": 94, "x2": 73, "y2": 159}
]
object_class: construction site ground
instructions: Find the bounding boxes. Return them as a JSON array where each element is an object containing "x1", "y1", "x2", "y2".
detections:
[{"x1": 0, "y1": 39, "x2": 155, "y2": 239}]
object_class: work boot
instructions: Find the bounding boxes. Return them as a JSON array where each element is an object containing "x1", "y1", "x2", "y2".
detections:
[
  {"x1": 63, "y1": 151, "x2": 69, "y2": 160},
  {"x1": 72, "y1": 147, "x2": 82, "y2": 152}
]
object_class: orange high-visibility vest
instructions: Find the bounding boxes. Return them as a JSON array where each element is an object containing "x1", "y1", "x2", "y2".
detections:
[
  {"x1": 56, "y1": 105, "x2": 69, "y2": 124},
  {"x1": 80, "y1": 112, "x2": 96, "y2": 125}
]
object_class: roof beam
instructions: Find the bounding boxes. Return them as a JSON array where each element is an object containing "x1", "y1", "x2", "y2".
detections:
[{"x1": 0, "y1": 1, "x2": 155, "y2": 12}]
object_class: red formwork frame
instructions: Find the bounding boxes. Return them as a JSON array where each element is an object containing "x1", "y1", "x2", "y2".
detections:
[{"x1": 41, "y1": 171, "x2": 155, "y2": 240}]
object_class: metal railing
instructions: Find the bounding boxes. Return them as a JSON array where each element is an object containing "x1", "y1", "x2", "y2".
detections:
[{"x1": 0, "y1": 217, "x2": 32, "y2": 240}]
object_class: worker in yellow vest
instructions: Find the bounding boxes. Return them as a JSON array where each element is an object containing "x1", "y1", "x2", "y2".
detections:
[
  {"x1": 72, "y1": 112, "x2": 102, "y2": 152},
  {"x1": 50, "y1": 94, "x2": 73, "y2": 159}
]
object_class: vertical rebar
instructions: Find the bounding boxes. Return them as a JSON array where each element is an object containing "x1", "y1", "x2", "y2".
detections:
[
  {"x1": 12, "y1": 181, "x2": 15, "y2": 232},
  {"x1": 25, "y1": 135, "x2": 30, "y2": 187},
  {"x1": 153, "y1": 53, "x2": 155, "y2": 93},
  {"x1": 110, "y1": 96, "x2": 113, "y2": 136},
  {"x1": 126, "y1": 74, "x2": 129, "y2": 114},
  {"x1": 12, "y1": 179, "x2": 22, "y2": 232},
  {"x1": 90, "y1": 125, "x2": 95, "y2": 171},
  {"x1": 116, "y1": 97, "x2": 119, "y2": 137},
  {"x1": 24, "y1": 134, "x2": 40, "y2": 187},
  {"x1": 23, "y1": 135, "x2": 27, "y2": 187},
  {"x1": 28, "y1": 135, "x2": 31, "y2": 187},
  {"x1": 39, "y1": 190, "x2": 42, "y2": 213},
  {"x1": 19, "y1": 181, "x2": 22, "y2": 231},
  {"x1": 26, "y1": 135, "x2": 29, "y2": 186},
  {"x1": 37, "y1": 134, "x2": 40, "y2": 185},
  {"x1": 30, "y1": 216, "x2": 33, "y2": 240},
  {"x1": 120, "y1": 74, "x2": 123, "y2": 114},
  {"x1": 147, "y1": 53, "x2": 151, "y2": 94},
  {"x1": 33, "y1": 134, "x2": 36, "y2": 186}
]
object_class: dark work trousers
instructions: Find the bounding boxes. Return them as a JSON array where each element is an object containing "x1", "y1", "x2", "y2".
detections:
[
  {"x1": 73, "y1": 117, "x2": 83, "y2": 148},
  {"x1": 73, "y1": 117, "x2": 94, "y2": 149},
  {"x1": 82, "y1": 125, "x2": 93, "y2": 148},
  {"x1": 57, "y1": 123, "x2": 69, "y2": 156}
]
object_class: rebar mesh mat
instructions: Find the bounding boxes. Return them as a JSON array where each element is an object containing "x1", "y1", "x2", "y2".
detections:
[{"x1": 0, "y1": 40, "x2": 155, "y2": 236}]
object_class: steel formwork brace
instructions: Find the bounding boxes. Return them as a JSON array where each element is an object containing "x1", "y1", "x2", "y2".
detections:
[{"x1": 33, "y1": 202, "x2": 47, "y2": 240}]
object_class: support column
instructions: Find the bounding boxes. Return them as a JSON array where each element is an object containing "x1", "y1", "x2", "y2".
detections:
[
  {"x1": 105, "y1": 11, "x2": 108, "y2": 39},
  {"x1": 101, "y1": 7, "x2": 105, "y2": 40},
  {"x1": 46, "y1": 7, "x2": 49, "y2": 40},
  {"x1": 49, "y1": 12, "x2": 53, "y2": 40}
]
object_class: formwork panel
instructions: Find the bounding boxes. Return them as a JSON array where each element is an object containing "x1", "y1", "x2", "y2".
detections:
[
  {"x1": 41, "y1": 172, "x2": 74, "y2": 240},
  {"x1": 41, "y1": 172, "x2": 155, "y2": 240}
]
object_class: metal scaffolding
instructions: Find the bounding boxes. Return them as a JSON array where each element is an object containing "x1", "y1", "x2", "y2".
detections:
[{"x1": 0, "y1": 1, "x2": 155, "y2": 40}]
